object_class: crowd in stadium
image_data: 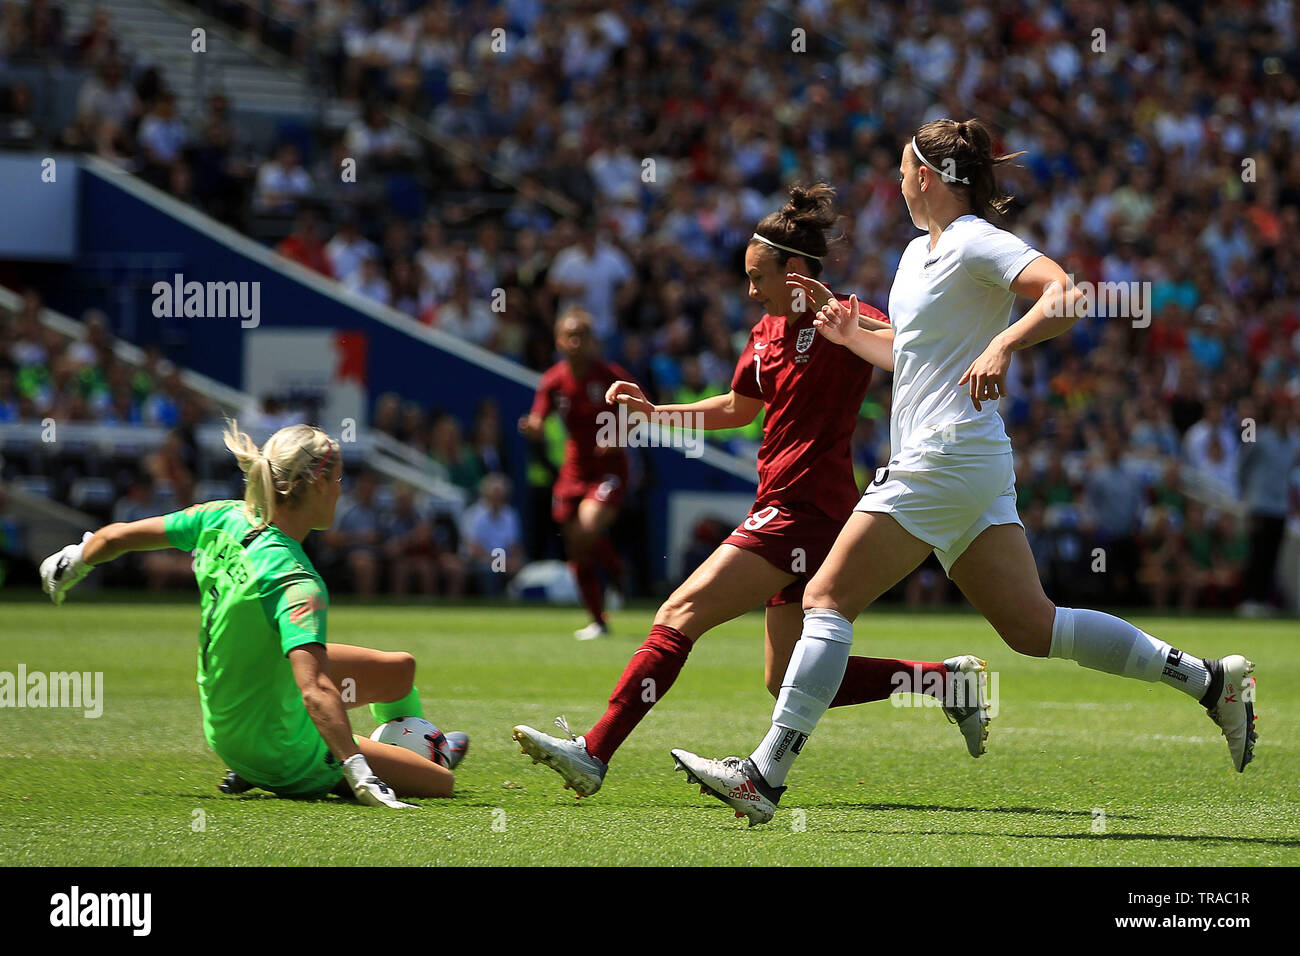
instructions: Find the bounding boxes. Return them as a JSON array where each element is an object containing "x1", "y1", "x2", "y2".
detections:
[
  {"x1": 2, "y1": 0, "x2": 1300, "y2": 609},
  {"x1": 0, "y1": 287, "x2": 531, "y2": 596}
]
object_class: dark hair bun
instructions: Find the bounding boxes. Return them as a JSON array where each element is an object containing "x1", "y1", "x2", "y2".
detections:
[
  {"x1": 751, "y1": 182, "x2": 839, "y2": 277},
  {"x1": 782, "y1": 183, "x2": 837, "y2": 232}
]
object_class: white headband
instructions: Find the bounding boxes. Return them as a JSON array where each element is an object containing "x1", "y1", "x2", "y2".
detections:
[
  {"x1": 911, "y1": 136, "x2": 970, "y2": 185},
  {"x1": 751, "y1": 233, "x2": 822, "y2": 261}
]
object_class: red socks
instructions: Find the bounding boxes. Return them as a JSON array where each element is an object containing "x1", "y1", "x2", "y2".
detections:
[
  {"x1": 571, "y1": 560, "x2": 605, "y2": 626},
  {"x1": 594, "y1": 537, "x2": 626, "y2": 584},
  {"x1": 581, "y1": 641, "x2": 948, "y2": 763},
  {"x1": 584, "y1": 624, "x2": 693, "y2": 764},
  {"x1": 830, "y1": 657, "x2": 948, "y2": 707},
  {"x1": 571, "y1": 537, "x2": 626, "y2": 626}
]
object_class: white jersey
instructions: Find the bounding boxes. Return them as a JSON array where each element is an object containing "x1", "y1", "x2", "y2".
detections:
[{"x1": 886, "y1": 214, "x2": 1041, "y2": 466}]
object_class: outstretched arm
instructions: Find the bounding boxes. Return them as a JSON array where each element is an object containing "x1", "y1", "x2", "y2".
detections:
[
  {"x1": 40, "y1": 516, "x2": 175, "y2": 605},
  {"x1": 82, "y1": 516, "x2": 173, "y2": 565},
  {"x1": 606, "y1": 380, "x2": 762, "y2": 430},
  {"x1": 518, "y1": 380, "x2": 553, "y2": 440},
  {"x1": 810, "y1": 293, "x2": 896, "y2": 371},
  {"x1": 856, "y1": 312, "x2": 891, "y2": 332},
  {"x1": 785, "y1": 274, "x2": 894, "y2": 370}
]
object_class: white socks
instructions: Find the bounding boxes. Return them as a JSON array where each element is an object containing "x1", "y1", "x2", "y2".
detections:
[
  {"x1": 751, "y1": 608, "x2": 853, "y2": 787},
  {"x1": 752, "y1": 606, "x2": 1214, "y2": 793},
  {"x1": 1158, "y1": 648, "x2": 1212, "y2": 699},
  {"x1": 1049, "y1": 607, "x2": 1210, "y2": 699}
]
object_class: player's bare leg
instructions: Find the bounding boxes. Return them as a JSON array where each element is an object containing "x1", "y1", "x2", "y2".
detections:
[
  {"x1": 324, "y1": 643, "x2": 441, "y2": 742},
  {"x1": 567, "y1": 497, "x2": 622, "y2": 639},
  {"x1": 324, "y1": 644, "x2": 416, "y2": 709},
  {"x1": 672, "y1": 511, "x2": 934, "y2": 824},
  {"x1": 950, "y1": 523, "x2": 1256, "y2": 771},
  {"x1": 355, "y1": 736, "x2": 453, "y2": 798},
  {"x1": 514, "y1": 544, "x2": 793, "y2": 795},
  {"x1": 654, "y1": 543, "x2": 793, "y2": 638},
  {"x1": 803, "y1": 513, "x2": 936, "y2": 619},
  {"x1": 763, "y1": 602, "x2": 804, "y2": 697}
]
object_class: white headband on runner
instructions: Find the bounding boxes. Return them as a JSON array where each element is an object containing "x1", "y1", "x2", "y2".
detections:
[
  {"x1": 751, "y1": 233, "x2": 822, "y2": 261},
  {"x1": 911, "y1": 136, "x2": 970, "y2": 185}
]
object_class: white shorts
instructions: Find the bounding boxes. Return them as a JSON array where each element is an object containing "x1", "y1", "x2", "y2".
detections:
[{"x1": 854, "y1": 452, "x2": 1022, "y2": 575}]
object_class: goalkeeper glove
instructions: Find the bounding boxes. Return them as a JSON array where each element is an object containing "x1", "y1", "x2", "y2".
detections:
[
  {"x1": 39, "y1": 532, "x2": 94, "y2": 606},
  {"x1": 341, "y1": 753, "x2": 414, "y2": 809}
]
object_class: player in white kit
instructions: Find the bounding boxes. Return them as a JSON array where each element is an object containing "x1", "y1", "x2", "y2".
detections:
[{"x1": 671, "y1": 118, "x2": 1258, "y2": 825}]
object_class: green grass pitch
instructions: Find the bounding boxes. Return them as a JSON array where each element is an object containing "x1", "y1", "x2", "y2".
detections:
[{"x1": 2, "y1": 597, "x2": 1297, "y2": 866}]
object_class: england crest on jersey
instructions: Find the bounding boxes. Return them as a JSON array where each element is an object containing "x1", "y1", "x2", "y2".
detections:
[{"x1": 796, "y1": 327, "x2": 816, "y2": 353}]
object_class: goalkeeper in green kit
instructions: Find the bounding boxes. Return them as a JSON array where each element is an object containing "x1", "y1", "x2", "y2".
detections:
[{"x1": 39, "y1": 420, "x2": 466, "y2": 808}]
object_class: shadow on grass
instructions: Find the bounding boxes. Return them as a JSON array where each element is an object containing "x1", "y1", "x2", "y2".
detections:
[
  {"x1": 818, "y1": 801, "x2": 1142, "y2": 820},
  {"x1": 194, "y1": 790, "x2": 526, "y2": 809},
  {"x1": 842, "y1": 828, "x2": 1300, "y2": 848}
]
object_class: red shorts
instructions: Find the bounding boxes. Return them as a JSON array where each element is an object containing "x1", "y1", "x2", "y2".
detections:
[
  {"x1": 722, "y1": 500, "x2": 846, "y2": 607},
  {"x1": 552, "y1": 467, "x2": 627, "y2": 524}
]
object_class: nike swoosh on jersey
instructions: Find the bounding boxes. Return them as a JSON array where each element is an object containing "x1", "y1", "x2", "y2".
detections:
[{"x1": 753, "y1": 341, "x2": 768, "y2": 349}]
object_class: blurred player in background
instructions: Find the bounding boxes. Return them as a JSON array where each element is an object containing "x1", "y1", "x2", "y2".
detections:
[
  {"x1": 512, "y1": 185, "x2": 991, "y2": 798},
  {"x1": 39, "y1": 420, "x2": 467, "y2": 808},
  {"x1": 519, "y1": 307, "x2": 632, "y2": 640},
  {"x1": 672, "y1": 120, "x2": 1258, "y2": 826}
]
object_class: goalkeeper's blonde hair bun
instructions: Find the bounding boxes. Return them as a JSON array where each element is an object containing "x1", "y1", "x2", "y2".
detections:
[{"x1": 221, "y1": 419, "x2": 339, "y2": 529}]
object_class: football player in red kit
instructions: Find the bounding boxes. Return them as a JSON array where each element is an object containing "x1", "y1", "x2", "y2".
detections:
[
  {"x1": 512, "y1": 185, "x2": 992, "y2": 797},
  {"x1": 519, "y1": 307, "x2": 631, "y2": 640}
]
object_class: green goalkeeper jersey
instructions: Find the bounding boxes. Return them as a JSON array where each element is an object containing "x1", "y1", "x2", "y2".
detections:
[{"x1": 164, "y1": 500, "x2": 330, "y2": 787}]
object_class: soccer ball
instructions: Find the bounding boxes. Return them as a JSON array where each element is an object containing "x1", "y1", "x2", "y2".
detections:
[{"x1": 369, "y1": 717, "x2": 452, "y2": 768}]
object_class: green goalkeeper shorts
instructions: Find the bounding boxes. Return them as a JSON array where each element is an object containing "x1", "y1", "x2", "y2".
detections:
[{"x1": 232, "y1": 739, "x2": 346, "y2": 798}]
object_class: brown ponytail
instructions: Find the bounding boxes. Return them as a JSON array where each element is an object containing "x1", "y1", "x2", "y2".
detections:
[{"x1": 913, "y1": 118, "x2": 1026, "y2": 223}]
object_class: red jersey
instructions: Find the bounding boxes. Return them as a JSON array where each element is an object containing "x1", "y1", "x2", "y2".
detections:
[
  {"x1": 730, "y1": 301, "x2": 886, "y2": 519},
  {"x1": 531, "y1": 358, "x2": 633, "y2": 480}
]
